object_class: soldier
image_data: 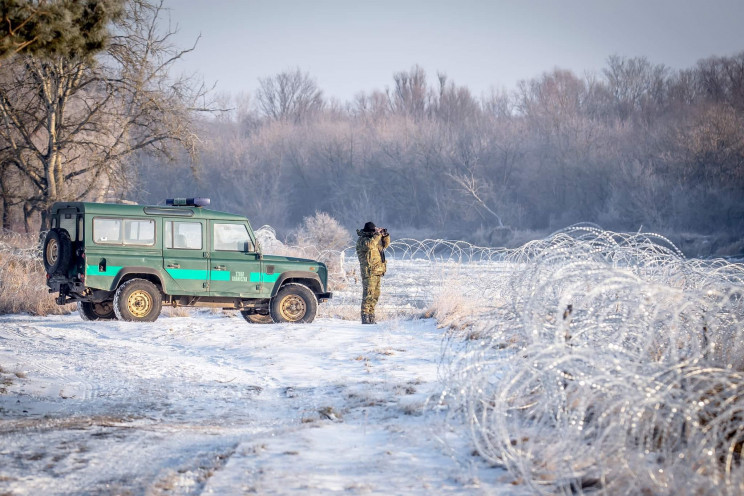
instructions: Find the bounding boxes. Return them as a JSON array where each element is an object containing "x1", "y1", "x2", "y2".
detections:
[{"x1": 355, "y1": 221, "x2": 390, "y2": 324}]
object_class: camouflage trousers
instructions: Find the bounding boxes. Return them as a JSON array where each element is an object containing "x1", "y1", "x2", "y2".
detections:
[{"x1": 361, "y1": 275, "x2": 381, "y2": 316}]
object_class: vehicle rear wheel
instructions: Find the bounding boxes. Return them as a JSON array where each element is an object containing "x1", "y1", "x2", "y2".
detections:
[
  {"x1": 114, "y1": 279, "x2": 162, "y2": 322},
  {"x1": 241, "y1": 311, "x2": 274, "y2": 324},
  {"x1": 43, "y1": 228, "x2": 72, "y2": 275},
  {"x1": 78, "y1": 300, "x2": 117, "y2": 321},
  {"x1": 269, "y1": 283, "x2": 317, "y2": 323}
]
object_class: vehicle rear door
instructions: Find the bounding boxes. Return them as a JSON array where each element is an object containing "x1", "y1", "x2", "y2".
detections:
[
  {"x1": 162, "y1": 218, "x2": 209, "y2": 294},
  {"x1": 208, "y1": 221, "x2": 262, "y2": 297}
]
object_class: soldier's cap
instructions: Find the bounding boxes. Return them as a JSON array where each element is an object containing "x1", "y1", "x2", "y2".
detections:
[{"x1": 363, "y1": 221, "x2": 376, "y2": 232}]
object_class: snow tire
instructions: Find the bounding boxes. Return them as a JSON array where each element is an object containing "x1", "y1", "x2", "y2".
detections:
[
  {"x1": 78, "y1": 300, "x2": 117, "y2": 321},
  {"x1": 113, "y1": 279, "x2": 162, "y2": 322},
  {"x1": 269, "y1": 283, "x2": 318, "y2": 324}
]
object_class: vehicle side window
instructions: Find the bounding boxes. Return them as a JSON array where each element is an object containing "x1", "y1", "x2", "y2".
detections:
[
  {"x1": 93, "y1": 218, "x2": 122, "y2": 244},
  {"x1": 165, "y1": 221, "x2": 202, "y2": 250},
  {"x1": 213, "y1": 223, "x2": 252, "y2": 252},
  {"x1": 93, "y1": 217, "x2": 155, "y2": 246},
  {"x1": 123, "y1": 219, "x2": 155, "y2": 246}
]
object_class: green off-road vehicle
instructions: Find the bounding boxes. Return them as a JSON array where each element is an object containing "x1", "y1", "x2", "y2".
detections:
[{"x1": 43, "y1": 198, "x2": 331, "y2": 323}]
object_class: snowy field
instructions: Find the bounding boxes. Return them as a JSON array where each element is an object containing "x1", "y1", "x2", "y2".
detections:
[
  {"x1": 0, "y1": 314, "x2": 513, "y2": 495},
  {"x1": 2, "y1": 227, "x2": 744, "y2": 495}
]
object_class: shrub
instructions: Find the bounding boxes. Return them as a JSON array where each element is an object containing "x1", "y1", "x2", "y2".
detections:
[
  {"x1": 292, "y1": 211, "x2": 351, "y2": 254},
  {"x1": 0, "y1": 231, "x2": 73, "y2": 315},
  {"x1": 292, "y1": 212, "x2": 352, "y2": 288}
]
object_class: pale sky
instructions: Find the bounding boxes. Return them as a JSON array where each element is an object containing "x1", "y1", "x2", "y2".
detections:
[{"x1": 168, "y1": 0, "x2": 744, "y2": 102}]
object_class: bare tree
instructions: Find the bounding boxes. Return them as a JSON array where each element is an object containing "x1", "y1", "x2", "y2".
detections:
[
  {"x1": 0, "y1": 0, "x2": 204, "y2": 231},
  {"x1": 604, "y1": 55, "x2": 669, "y2": 120},
  {"x1": 448, "y1": 171, "x2": 504, "y2": 227},
  {"x1": 434, "y1": 73, "x2": 479, "y2": 124},
  {"x1": 256, "y1": 68, "x2": 324, "y2": 123},
  {"x1": 352, "y1": 89, "x2": 389, "y2": 121},
  {"x1": 696, "y1": 53, "x2": 744, "y2": 111},
  {"x1": 666, "y1": 103, "x2": 744, "y2": 189},
  {"x1": 389, "y1": 65, "x2": 429, "y2": 119}
]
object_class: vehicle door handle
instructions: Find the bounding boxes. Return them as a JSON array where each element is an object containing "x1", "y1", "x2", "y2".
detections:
[
  {"x1": 167, "y1": 263, "x2": 180, "y2": 269},
  {"x1": 213, "y1": 265, "x2": 227, "y2": 270}
]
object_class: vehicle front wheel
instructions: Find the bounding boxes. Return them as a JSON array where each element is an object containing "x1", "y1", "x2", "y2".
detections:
[
  {"x1": 269, "y1": 283, "x2": 318, "y2": 323},
  {"x1": 113, "y1": 279, "x2": 162, "y2": 322},
  {"x1": 78, "y1": 300, "x2": 117, "y2": 321},
  {"x1": 241, "y1": 311, "x2": 274, "y2": 324}
]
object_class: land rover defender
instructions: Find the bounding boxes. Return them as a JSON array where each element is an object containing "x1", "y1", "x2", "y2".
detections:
[{"x1": 43, "y1": 199, "x2": 332, "y2": 323}]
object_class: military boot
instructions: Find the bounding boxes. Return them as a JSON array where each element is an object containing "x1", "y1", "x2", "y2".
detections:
[{"x1": 362, "y1": 313, "x2": 375, "y2": 324}]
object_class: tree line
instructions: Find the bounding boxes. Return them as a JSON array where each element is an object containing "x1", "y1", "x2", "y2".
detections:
[
  {"x1": 138, "y1": 56, "x2": 744, "y2": 253},
  {"x1": 1, "y1": 1, "x2": 743, "y2": 255}
]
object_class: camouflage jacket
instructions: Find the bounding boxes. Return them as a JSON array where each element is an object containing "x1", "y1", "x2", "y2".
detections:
[{"x1": 356, "y1": 229, "x2": 391, "y2": 277}]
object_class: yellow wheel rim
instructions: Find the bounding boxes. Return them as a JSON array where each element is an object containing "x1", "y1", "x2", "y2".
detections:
[
  {"x1": 46, "y1": 238, "x2": 59, "y2": 265},
  {"x1": 127, "y1": 289, "x2": 153, "y2": 318},
  {"x1": 279, "y1": 294, "x2": 306, "y2": 322}
]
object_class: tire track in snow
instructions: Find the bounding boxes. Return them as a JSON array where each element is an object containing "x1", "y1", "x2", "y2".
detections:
[{"x1": 0, "y1": 314, "x2": 504, "y2": 495}]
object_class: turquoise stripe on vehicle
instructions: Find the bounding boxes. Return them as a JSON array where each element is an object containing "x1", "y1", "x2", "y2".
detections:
[
  {"x1": 94, "y1": 267, "x2": 278, "y2": 282},
  {"x1": 87, "y1": 265, "x2": 123, "y2": 277},
  {"x1": 166, "y1": 268, "x2": 208, "y2": 280},
  {"x1": 210, "y1": 271, "x2": 231, "y2": 281}
]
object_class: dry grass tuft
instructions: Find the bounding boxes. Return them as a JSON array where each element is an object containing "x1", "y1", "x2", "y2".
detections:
[
  {"x1": 0, "y1": 231, "x2": 73, "y2": 316},
  {"x1": 424, "y1": 284, "x2": 481, "y2": 331}
]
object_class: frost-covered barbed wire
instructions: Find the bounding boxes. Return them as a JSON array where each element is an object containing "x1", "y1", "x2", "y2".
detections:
[
  {"x1": 327, "y1": 239, "x2": 511, "y2": 318},
  {"x1": 254, "y1": 227, "x2": 513, "y2": 317},
  {"x1": 439, "y1": 226, "x2": 744, "y2": 495},
  {"x1": 6, "y1": 224, "x2": 744, "y2": 490}
]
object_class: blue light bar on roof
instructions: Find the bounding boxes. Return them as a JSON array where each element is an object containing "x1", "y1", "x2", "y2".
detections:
[{"x1": 165, "y1": 198, "x2": 211, "y2": 207}]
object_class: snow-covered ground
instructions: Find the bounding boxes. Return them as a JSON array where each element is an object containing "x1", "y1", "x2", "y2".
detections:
[
  {"x1": 5, "y1": 228, "x2": 740, "y2": 495},
  {"x1": 0, "y1": 311, "x2": 515, "y2": 495}
]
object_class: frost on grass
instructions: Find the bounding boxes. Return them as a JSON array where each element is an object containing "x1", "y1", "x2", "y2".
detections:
[
  {"x1": 433, "y1": 226, "x2": 744, "y2": 495},
  {"x1": 324, "y1": 226, "x2": 744, "y2": 493},
  {"x1": 325, "y1": 237, "x2": 511, "y2": 320},
  {"x1": 6, "y1": 220, "x2": 742, "y2": 493},
  {"x1": 0, "y1": 230, "x2": 72, "y2": 315}
]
